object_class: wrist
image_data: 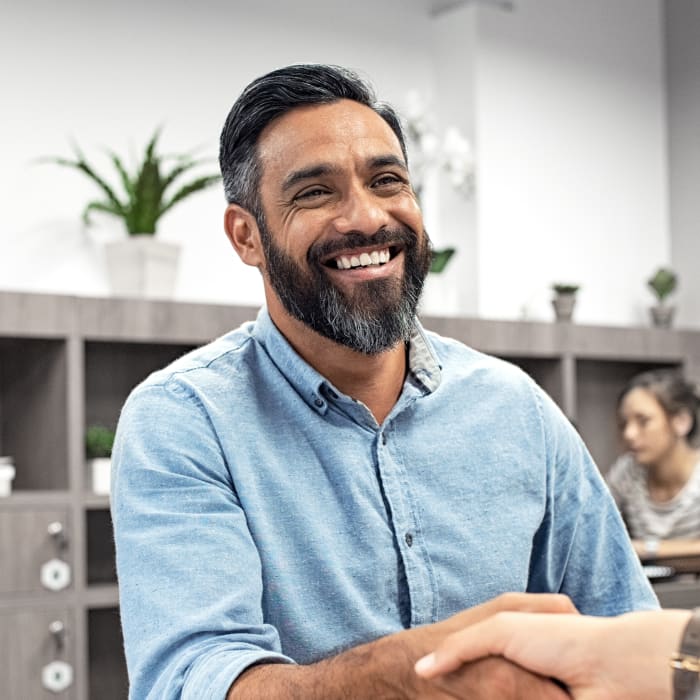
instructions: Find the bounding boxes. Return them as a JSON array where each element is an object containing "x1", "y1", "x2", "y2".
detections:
[{"x1": 671, "y1": 608, "x2": 700, "y2": 700}]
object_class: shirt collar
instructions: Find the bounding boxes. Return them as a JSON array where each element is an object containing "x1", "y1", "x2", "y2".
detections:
[{"x1": 252, "y1": 307, "x2": 442, "y2": 414}]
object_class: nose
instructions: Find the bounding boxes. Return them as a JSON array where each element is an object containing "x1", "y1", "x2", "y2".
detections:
[
  {"x1": 622, "y1": 422, "x2": 637, "y2": 444},
  {"x1": 332, "y1": 182, "x2": 391, "y2": 236}
]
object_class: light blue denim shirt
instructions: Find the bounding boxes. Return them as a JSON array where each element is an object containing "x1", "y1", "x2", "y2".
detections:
[{"x1": 112, "y1": 307, "x2": 658, "y2": 699}]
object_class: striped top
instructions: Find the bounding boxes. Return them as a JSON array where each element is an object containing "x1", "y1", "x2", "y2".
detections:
[{"x1": 606, "y1": 454, "x2": 700, "y2": 540}]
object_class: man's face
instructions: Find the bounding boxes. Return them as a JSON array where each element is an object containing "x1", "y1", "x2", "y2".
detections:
[{"x1": 254, "y1": 99, "x2": 432, "y2": 354}]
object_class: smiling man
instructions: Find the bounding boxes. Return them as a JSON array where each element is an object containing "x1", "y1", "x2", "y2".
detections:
[{"x1": 111, "y1": 64, "x2": 658, "y2": 700}]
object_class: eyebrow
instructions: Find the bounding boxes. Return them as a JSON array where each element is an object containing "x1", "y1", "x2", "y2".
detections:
[{"x1": 280, "y1": 154, "x2": 408, "y2": 193}]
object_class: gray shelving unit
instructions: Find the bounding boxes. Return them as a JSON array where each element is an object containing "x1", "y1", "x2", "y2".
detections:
[{"x1": 1, "y1": 291, "x2": 699, "y2": 697}]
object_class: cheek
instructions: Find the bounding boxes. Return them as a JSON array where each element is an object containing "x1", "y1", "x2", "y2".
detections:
[
  {"x1": 646, "y1": 423, "x2": 676, "y2": 450},
  {"x1": 400, "y1": 197, "x2": 423, "y2": 228},
  {"x1": 277, "y1": 218, "x2": 321, "y2": 259}
]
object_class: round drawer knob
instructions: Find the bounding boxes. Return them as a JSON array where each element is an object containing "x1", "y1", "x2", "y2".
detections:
[
  {"x1": 40, "y1": 559, "x2": 71, "y2": 592},
  {"x1": 41, "y1": 660, "x2": 73, "y2": 693}
]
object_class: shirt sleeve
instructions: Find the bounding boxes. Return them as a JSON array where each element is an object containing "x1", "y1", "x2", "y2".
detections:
[
  {"x1": 605, "y1": 456, "x2": 627, "y2": 510},
  {"x1": 111, "y1": 381, "x2": 294, "y2": 700},
  {"x1": 525, "y1": 387, "x2": 659, "y2": 615}
]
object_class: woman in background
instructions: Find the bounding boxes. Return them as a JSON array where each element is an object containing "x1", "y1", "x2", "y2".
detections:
[{"x1": 607, "y1": 368, "x2": 700, "y2": 544}]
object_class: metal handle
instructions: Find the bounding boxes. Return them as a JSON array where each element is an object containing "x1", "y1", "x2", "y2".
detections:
[
  {"x1": 47, "y1": 521, "x2": 67, "y2": 549},
  {"x1": 48, "y1": 620, "x2": 65, "y2": 651}
]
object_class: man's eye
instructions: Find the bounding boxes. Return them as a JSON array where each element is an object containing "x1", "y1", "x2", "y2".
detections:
[
  {"x1": 295, "y1": 187, "x2": 329, "y2": 201},
  {"x1": 372, "y1": 174, "x2": 404, "y2": 188}
]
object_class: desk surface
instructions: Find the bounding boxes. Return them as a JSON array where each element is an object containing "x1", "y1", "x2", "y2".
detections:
[{"x1": 636, "y1": 539, "x2": 700, "y2": 576}]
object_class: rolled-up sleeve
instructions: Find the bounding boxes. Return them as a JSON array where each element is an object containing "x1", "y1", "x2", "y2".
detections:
[{"x1": 111, "y1": 381, "x2": 294, "y2": 700}]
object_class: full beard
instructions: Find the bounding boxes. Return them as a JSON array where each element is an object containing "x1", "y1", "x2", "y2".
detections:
[{"x1": 259, "y1": 220, "x2": 432, "y2": 355}]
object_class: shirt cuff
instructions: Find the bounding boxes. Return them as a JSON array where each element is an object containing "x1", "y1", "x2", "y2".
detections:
[{"x1": 183, "y1": 648, "x2": 295, "y2": 699}]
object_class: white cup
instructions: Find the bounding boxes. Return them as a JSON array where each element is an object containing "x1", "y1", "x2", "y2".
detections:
[{"x1": 0, "y1": 458, "x2": 16, "y2": 497}]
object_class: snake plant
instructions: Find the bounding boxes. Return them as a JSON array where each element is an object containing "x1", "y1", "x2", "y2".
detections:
[{"x1": 45, "y1": 128, "x2": 221, "y2": 234}]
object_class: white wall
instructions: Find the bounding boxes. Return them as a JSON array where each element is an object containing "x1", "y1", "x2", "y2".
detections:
[
  {"x1": 0, "y1": 0, "x2": 436, "y2": 305},
  {"x1": 666, "y1": 0, "x2": 700, "y2": 328},
  {"x1": 472, "y1": 0, "x2": 669, "y2": 324},
  {"x1": 0, "y1": 0, "x2": 684, "y2": 328}
]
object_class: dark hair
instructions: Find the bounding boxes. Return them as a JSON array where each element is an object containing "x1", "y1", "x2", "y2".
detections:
[
  {"x1": 218, "y1": 64, "x2": 408, "y2": 218},
  {"x1": 618, "y1": 368, "x2": 700, "y2": 442}
]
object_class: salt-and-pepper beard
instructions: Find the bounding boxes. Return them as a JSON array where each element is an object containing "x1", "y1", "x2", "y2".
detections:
[{"x1": 259, "y1": 218, "x2": 433, "y2": 355}]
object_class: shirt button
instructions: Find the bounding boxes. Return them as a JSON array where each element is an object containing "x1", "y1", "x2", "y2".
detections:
[
  {"x1": 405, "y1": 532, "x2": 413, "y2": 547},
  {"x1": 314, "y1": 398, "x2": 324, "y2": 407},
  {"x1": 382, "y1": 434, "x2": 387, "y2": 445}
]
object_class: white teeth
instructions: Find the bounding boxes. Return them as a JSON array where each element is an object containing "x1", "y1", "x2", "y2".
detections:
[{"x1": 333, "y1": 248, "x2": 391, "y2": 270}]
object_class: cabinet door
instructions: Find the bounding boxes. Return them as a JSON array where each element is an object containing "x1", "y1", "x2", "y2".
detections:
[
  {"x1": 0, "y1": 509, "x2": 72, "y2": 595},
  {"x1": 0, "y1": 606, "x2": 76, "y2": 699}
]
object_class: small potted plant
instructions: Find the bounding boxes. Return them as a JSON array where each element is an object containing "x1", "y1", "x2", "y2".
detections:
[
  {"x1": 647, "y1": 267, "x2": 678, "y2": 328},
  {"x1": 85, "y1": 425, "x2": 116, "y2": 495},
  {"x1": 44, "y1": 128, "x2": 221, "y2": 298},
  {"x1": 551, "y1": 283, "x2": 580, "y2": 322}
]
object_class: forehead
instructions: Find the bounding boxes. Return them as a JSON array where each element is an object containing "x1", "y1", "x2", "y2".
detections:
[
  {"x1": 256, "y1": 99, "x2": 404, "y2": 181},
  {"x1": 621, "y1": 387, "x2": 664, "y2": 415}
]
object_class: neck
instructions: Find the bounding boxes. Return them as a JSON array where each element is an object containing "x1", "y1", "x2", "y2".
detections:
[
  {"x1": 646, "y1": 442, "x2": 700, "y2": 500},
  {"x1": 268, "y1": 302, "x2": 409, "y2": 425}
]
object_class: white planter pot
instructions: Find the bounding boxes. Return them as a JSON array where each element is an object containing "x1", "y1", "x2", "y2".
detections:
[
  {"x1": 650, "y1": 303, "x2": 675, "y2": 328},
  {"x1": 104, "y1": 236, "x2": 180, "y2": 299},
  {"x1": 552, "y1": 293, "x2": 577, "y2": 322},
  {"x1": 88, "y1": 457, "x2": 112, "y2": 495},
  {"x1": 0, "y1": 457, "x2": 16, "y2": 497}
]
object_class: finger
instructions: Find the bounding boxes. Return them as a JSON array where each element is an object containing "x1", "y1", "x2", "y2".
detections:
[
  {"x1": 425, "y1": 656, "x2": 571, "y2": 700},
  {"x1": 498, "y1": 592, "x2": 578, "y2": 615},
  {"x1": 416, "y1": 611, "x2": 575, "y2": 679},
  {"x1": 415, "y1": 614, "x2": 516, "y2": 678},
  {"x1": 447, "y1": 592, "x2": 578, "y2": 634}
]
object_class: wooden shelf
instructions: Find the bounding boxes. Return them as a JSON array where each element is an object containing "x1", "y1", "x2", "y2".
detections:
[{"x1": 2, "y1": 290, "x2": 700, "y2": 697}]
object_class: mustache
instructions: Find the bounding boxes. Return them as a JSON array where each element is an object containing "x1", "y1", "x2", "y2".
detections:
[{"x1": 308, "y1": 226, "x2": 421, "y2": 264}]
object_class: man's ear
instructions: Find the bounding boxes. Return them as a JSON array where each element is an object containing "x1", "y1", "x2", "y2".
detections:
[
  {"x1": 224, "y1": 204, "x2": 264, "y2": 268},
  {"x1": 672, "y1": 409, "x2": 693, "y2": 439}
]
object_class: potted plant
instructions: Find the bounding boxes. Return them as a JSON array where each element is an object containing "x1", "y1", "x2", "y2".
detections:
[
  {"x1": 85, "y1": 425, "x2": 116, "y2": 495},
  {"x1": 647, "y1": 267, "x2": 678, "y2": 328},
  {"x1": 551, "y1": 283, "x2": 580, "y2": 322},
  {"x1": 44, "y1": 128, "x2": 221, "y2": 298}
]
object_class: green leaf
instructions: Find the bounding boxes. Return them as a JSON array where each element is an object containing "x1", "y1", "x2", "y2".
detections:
[
  {"x1": 160, "y1": 174, "x2": 221, "y2": 216},
  {"x1": 108, "y1": 150, "x2": 136, "y2": 201},
  {"x1": 429, "y1": 247, "x2": 456, "y2": 274},
  {"x1": 647, "y1": 267, "x2": 677, "y2": 301},
  {"x1": 82, "y1": 200, "x2": 124, "y2": 226},
  {"x1": 85, "y1": 425, "x2": 115, "y2": 459}
]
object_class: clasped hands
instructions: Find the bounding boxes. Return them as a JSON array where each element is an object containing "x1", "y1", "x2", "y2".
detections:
[
  {"x1": 402, "y1": 592, "x2": 576, "y2": 700},
  {"x1": 412, "y1": 592, "x2": 688, "y2": 700}
]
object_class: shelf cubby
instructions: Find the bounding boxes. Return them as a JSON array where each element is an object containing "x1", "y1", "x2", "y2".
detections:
[{"x1": 0, "y1": 337, "x2": 69, "y2": 491}]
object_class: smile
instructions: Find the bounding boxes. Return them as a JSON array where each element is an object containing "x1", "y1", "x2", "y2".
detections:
[{"x1": 329, "y1": 247, "x2": 395, "y2": 270}]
